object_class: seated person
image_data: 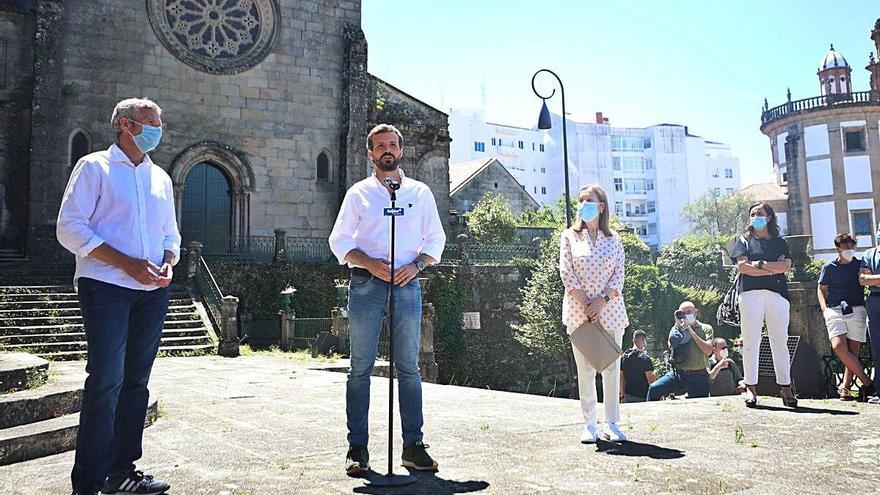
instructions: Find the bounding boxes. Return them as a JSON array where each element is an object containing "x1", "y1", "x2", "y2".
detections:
[
  {"x1": 707, "y1": 338, "x2": 745, "y2": 396},
  {"x1": 619, "y1": 330, "x2": 656, "y2": 402}
]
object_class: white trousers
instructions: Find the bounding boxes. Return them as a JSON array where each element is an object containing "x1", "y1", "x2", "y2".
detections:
[
  {"x1": 570, "y1": 327, "x2": 624, "y2": 426},
  {"x1": 738, "y1": 289, "x2": 791, "y2": 386}
]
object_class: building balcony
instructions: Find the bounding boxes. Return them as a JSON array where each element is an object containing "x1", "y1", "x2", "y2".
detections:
[{"x1": 760, "y1": 90, "x2": 880, "y2": 130}]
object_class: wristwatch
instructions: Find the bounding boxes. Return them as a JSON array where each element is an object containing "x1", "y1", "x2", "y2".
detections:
[
  {"x1": 757, "y1": 260, "x2": 766, "y2": 269},
  {"x1": 602, "y1": 293, "x2": 611, "y2": 303},
  {"x1": 415, "y1": 260, "x2": 426, "y2": 272}
]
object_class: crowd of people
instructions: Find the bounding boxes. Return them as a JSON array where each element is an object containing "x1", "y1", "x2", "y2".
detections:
[{"x1": 560, "y1": 189, "x2": 880, "y2": 445}]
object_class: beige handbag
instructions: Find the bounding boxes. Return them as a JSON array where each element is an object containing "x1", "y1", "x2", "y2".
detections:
[{"x1": 569, "y1": 320, "x2": 623, "y2": 372}]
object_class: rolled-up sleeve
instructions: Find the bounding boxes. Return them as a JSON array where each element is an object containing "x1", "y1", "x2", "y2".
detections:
[
  {"x1": 56, "y1": 160, "x2": 104, "y2": 258},
  {"x1": 420, "y1": 188, "x2": 446, "y2": 262},
  {"x1": 559, "y1": 231, "x2": 582, "y2": 291},
  {"x1": 607, "y1": 234, "x2": 625, "y2": 292},
  {"x1": 328, "y1": 189, "x2": 360, "y2": 265},
  {"x1": 162, "y1": 180, "x2": 182, "y2": 266}
]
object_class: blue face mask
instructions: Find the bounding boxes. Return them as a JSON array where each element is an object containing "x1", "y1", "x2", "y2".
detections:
[
  {"x1": 127, "y1": 120, "x2": 163, "y2": 153},
  {"x1": 579, "y1": 202, "x2": 599, "y2": 222},
  {"x1": 751, "y1": 215, "x2": 768, "y2": 231}
]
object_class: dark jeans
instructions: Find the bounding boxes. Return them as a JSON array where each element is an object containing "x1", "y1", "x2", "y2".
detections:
[
  {"x1": 71, "y1": 278, "x2": 170, "y2": 494},
  {"x1": 647, "y1": 369, "x2": 710, "y2": 400},
  {"x1": 866, "y1": 295, "x2": 880, "y2": 384}
]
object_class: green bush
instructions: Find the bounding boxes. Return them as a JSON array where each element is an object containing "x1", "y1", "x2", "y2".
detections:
[
  {"x1": 656, "y1": 235, "x2": 727, "y2": 280},
  {"x1": 431, "y1": 270, "x2": 468, "y2": 383},
  {"x1": 463, "y1": 192, "x2": 518, "y2": 243}
]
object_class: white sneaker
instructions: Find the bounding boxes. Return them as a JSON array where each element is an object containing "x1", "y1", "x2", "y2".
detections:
[
  {"x1": 580, "y1": 424, "x2": 599, "y2": 444},
  {"x1": 604, "y1": 423, "x2": 627, "y2": 442}
]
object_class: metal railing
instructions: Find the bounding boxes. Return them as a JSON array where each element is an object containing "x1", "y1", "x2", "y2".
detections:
[
  {"x1": 193, "y1": 256, "x2": 224, "y2": 329},
  {"x1": 200, "y1": 235, "x2": 333, "y2": 263},
  {"x1": 761, "y1": 90, "x2": 880, "y2": 126},
  {"x1": 285, "y1": 237, "x2": 334, "y2": 263},
  {"x1": 287, "y1": 318, "x2": 334, "y2": 351}
]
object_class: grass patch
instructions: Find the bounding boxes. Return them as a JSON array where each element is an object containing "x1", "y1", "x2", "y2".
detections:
[{"x1": 238, "y1": 345, "x2": 342, "y2": 365}]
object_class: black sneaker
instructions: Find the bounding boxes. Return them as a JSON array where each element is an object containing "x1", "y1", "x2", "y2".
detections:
[
  {"x1": 101, "y1": 470, "x2": 170, "y2": 494},
  {"x1": 401, "y1": 441, "x2": 438, "y2": 472},
  {"x1": 345, "y1": 445, "x2": 370, "y2": 477}
]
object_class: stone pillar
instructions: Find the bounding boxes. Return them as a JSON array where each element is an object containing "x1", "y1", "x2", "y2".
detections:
[
  {"x1": 418, "y1": 278, "x2": 439, "y2": 383},
  {"x1": 186, "y1": 241, "x2": 203, "y2": 280},
  {"x1": 457, "y1": 233, "x2": 470, "y2": 265},
  {"x1": 785, "y1": 235, "x2": 813, "y2": 282},
  {"x1": 340, "y1": 23, "x2": 370, "y2": 193},
  {"x1": 787, "y1": 281, "x2": 829, "y2": 397},
  {"x1": 26, "y1": 0, "x2": 66, "y2": 260},
  {"x1": 331, "y1": 307, "x2": 349, "y2": 356},
  {"x1": 273, "y1": 229, "x2": 287, "y2": 264},
  {"x1": 279, "y1": 310, "x2": 295, "y2": 351},
  {"x1": 218, "y1": 295, "x2": 240, "y2": 357}
]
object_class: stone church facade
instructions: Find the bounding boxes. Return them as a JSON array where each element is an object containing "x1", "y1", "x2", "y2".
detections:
[{"x1": 0, "y1": 0, "x2": 449, "y2": 259}]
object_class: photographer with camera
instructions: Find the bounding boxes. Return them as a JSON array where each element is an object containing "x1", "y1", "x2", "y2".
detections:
[
  {"x1": 646, "y1": 301, "x2": 714, "y2": 401},
  {"x1": 819, "y1": 234, "x2": 874, "y2": 401},
  {"x1": 708, "y1": 338, "x2": 745, "y2": 396}
]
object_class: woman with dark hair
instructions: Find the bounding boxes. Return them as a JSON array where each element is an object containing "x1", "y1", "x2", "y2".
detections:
[
  {"x1": 730, "y1": 202, "x2": 797, "y2": 408},
  {"x1": 559, "y1": 184, "x2": 629, "y2": 443}
]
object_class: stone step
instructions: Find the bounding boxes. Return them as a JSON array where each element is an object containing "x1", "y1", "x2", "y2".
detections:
[
  {"x1": 0, "y1": 290, "x2": 190, "y2": 302},
  {"x1": 0, "y1": 311, "x2": 202, "y2": 328},
  {"x1": 0, "y1": 303, "x2": 198, "y2": 319},
  {"x1": 0, "y1": 328, "x2": 211, "y2": 345},
  {"x1": 0, "y1": 367, "x2": 84, "y2": 429},
  {"x1": 2, "y1": 335, "x2": 214, "y2": 354},
  {"x1": 40, "y1": 345, "x2": 215, "y2": 361},
  {"x1": 0, "y1": 298, "x2": 194, "y2": 310},
  {"x1": 0, "y1": 319, "x2": 205, "y2": 336},
  {"x1": 0, "y1": 285, "x2": 189, "y2": 295},
  {"x1": 0, "y1": 353, "x2": 50, "y2": 394},
  {"x1": 0, "y1": 397, "x2": 158, "y2": 466}
]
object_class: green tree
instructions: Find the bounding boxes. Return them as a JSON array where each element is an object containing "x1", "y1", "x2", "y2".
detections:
[
  {"x1": 656, "y1": 234, "x2": 727, "y2": 281},
  {"x1": 518, "y1": 196, "x2": 575, "y2": 228},
  {"x1": 681, "y1": 189, "x2": 753, "y2": 239},
  {"x1": 463, "y1": 192, "x2": 518, "y2": 243}
]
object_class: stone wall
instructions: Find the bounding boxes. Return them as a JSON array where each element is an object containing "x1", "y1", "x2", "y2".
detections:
[
  {"x1": 25, "y1": 0, "x2": 362, "y2": 258},
  {"x1": 450, "y1": 160, "x2": 539, "y2": 216},
  {"x1": 0, "y1": 3, "x2": 33, "y2": 251}
]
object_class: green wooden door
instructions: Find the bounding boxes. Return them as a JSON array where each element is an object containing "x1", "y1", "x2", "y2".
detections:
[{"x1": 181, "y1": 163, "x2": 231, "y2": 253}]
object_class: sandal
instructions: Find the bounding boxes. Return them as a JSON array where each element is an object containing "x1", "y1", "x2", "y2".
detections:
[
  {"x1": 839, "y1": 387, "x2": 857, "y2": 401},
  {"x1": 744, "y1": 386, "x2": 758, "y2": 408},
  {"x1": 780, "y1": 386, "x2": 798, "y2": 408}
]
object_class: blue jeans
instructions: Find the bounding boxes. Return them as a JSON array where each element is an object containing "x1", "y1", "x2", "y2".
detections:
[
  {"x1": 71, "y1": 278, "x2": 170, "y2": 494},
  {"x1": 346, "y1": 274, "x2": 423, "y2": 448},
  {"x1": 647, "y1": 369, "x2": 710, "y2": 400}
]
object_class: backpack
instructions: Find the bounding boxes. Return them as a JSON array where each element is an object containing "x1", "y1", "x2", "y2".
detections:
[
  {"x1": 716, "y1": 235, "x2": 747, "y2": 327},
  {"x1": 667, "y1": 326, "x2": 692, "y2": 366}
]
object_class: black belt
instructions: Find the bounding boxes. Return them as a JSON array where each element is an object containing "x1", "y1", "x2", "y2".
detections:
[
  {"x1": 682, "y1": 369, "x2": 708, "y2": 375},
  {"x1": 350, "y1": 267, "x2": 371, "y2": 278}
]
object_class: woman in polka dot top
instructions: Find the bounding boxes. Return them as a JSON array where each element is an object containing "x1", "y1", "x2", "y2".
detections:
[{"x1": 559, "y1": 184, "x2": 629, "y2": 443}]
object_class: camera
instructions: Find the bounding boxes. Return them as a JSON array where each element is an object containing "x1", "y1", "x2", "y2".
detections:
[
  {"x1": 674, "y1": 310, "x2": 685, "y2": 320},
  {"x1": 841, "y1": 301, "x2": 853, "y2": 315}
]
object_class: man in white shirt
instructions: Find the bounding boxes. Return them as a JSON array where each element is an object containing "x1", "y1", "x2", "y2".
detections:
[
  {"x1": 329, "y1": 124, "x2": 446, "y2": 476},
  {"x1": 57, "y1": 98, "x2": 179, "y2": 495}
]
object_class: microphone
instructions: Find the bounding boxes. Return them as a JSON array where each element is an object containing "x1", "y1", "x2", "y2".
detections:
[{"x1": 384, "y1": 177, "x2": 401, "y2": 190}]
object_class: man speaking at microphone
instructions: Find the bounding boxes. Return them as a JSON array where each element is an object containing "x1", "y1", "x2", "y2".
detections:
[{"x1": 329, "y1": 123, "x2": 446, "y2": 476}]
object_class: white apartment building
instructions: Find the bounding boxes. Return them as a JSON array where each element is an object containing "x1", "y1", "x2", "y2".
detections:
[{"x1": 449, "y1": 108, "x2": 741, "y2": 247}]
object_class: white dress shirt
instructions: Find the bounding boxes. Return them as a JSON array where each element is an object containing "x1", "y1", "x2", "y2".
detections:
[
  {"x1": 57, "y1": 144, "x2": 181, "y2": 291},
  {"x1": 329, "y1": 169, "x2": 446, "y2": 269}
]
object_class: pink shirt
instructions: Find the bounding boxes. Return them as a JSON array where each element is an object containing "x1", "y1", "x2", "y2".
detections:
[{"x1": 559, "y1": 228, "x2": 629, "y2": 332}]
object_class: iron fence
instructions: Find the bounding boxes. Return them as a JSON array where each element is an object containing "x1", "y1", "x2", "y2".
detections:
[{"x1": 285, "y1": 237, "x2": 334, "y2": 263}]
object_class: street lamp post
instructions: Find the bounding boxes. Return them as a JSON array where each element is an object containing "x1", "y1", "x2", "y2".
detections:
[{"x1": 532, "y1": 68, "x2": 572, "y2": 228}]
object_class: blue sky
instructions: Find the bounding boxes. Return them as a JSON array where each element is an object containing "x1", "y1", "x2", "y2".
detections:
[{"x1": 363, "y1": 0, "x2": 874, "y2": 186}]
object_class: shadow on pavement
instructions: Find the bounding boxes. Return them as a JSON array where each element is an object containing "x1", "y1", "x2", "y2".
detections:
[
  {"x1": 353, "y1": 469, "x2": 490, "y2": 494},
  {"x1": 595, "y1": 440, "x2": 685, "y2": 459},
  {"x1": 753, "y1": 404, "x2": 859, "y2": 415}
]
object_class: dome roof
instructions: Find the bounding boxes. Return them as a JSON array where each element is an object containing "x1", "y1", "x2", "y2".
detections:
[{"x1": 819, "y1": 44, "x2": 850, "y2": 71}]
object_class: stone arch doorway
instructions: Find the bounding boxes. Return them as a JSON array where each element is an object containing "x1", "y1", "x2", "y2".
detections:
[
  {"x1": 181, "y1": 163, "x2": 232, "y2": 252},
  {"x1": 170, "y1": 141, "x2": 255, "y2": 252}
]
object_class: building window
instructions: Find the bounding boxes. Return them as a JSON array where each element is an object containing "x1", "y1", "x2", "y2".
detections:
[
  {"x1": 532, "y1": 143, "x2": 536, "y2": 151},
  {"x1": 726, "y1": 188, "x2": 734, "y2": 194},
  {"x1": 494, "y1": 182, "x2": 498, "y2": 188},
  {"x1": 645, "y1": 159, "x2": 654, "y2": 170},
  {"x1": 316, "y1": 150, "x2": 331, "y2": 182},
  {"x1": 845, "y1": 130, "x2": 865, "y2": 152},
  {"x1": 614, "y1": 178, "x2": 623, "y2": 192},
  {"x1": 782, "y1": 172, "x2": 788, "y2": 183},
  {"x1": 475, "y1": 141, "x2": 485, "y2": 152},
  {"x1": 622, "y1": 157, "x2": 645, "y2": 174},
  {"x1": 491, "y1": 138, "x2": 496, "y2": 146},
  {"x1": 539, "y1": 144, "x2": 545, "y2": 152},
  {"x1": 611, "y1": 135, "x2": 646, "y2": 152},
  {"x1": 69, "y1": 129, "x2": 92, "y2": 169},
  {"x1": 712, "y1": 169, "x2": 719, "y2": 178},
  {"x1": 646, "y1": 223, "x2": 656, "y2": 235},
  {"x1": 534, "y1": 186, "x2": 537, "y2": 193},
  {"x1": 852, "y1": 209, "x2": 873, "y2": 236},
  {"x1": 644, "y1": 138, "x2": 652, "y2": 149},
  {"x1": 647, "y1": 180, "x2": 655, "y2": 191},
  {"x1": 724, "y1": 168, "x2": 733, "y2": 179},
  {"x1": 646, "y1": 201, "x2": 656, "y2": 213},
  {"x1": 540, "y1": 167, "x2": 546, "y2": 173},
  {"x1": 612, "y1": 157, "x2": 621, "y2": 171},
  {"x1": 541, "y1": 186, "x2": 547, "y2": 195},
  {"x1": 614, "y1": 201, "x2": 624, "y2": 216},
  {"x1": 518, "y1": 140, "x2": 524, "y2": 149}
]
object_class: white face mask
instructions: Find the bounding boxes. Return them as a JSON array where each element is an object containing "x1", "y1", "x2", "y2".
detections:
[
  {"x1": 720, "y1": 348, "x2": 729, "y2": 359},
  {"x1": 841, "y1": 249, "x2": 855, "y2": 262},
  {"x1": 684, "y1": 314, "x2": 696, "y2": 325}
]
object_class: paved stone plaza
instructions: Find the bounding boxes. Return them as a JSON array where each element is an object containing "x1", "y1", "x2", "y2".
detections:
[{"x1": 2, "y1": 355, "x2": 879, "y2": 494}]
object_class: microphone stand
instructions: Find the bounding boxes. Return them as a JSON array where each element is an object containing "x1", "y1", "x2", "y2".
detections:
[{"x1": 365, "y1": 177, "x2": 416, "y2": 487}]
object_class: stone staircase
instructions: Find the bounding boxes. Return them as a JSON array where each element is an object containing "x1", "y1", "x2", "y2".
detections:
[
  {"x1": 0, "y1": 284, "x2": 216, "y2": 360},
  {"x1": 0, "y1": 353, "x2": 158, "y2": 465}
]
